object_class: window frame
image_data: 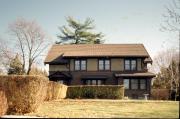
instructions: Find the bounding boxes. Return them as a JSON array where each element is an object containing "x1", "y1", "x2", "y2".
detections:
[
  {"x1": 123, "y1": 78, "x2": 147, "y2": 90},
  {"x1": 124, "y1": 59, "x2": 137, "y2": 71},
  {"x1": 123, "y1": 79, "x2": 130, "y2": 89},
  {"x1": 85, "y1": 79, "x2": 104, "y2": 85},
  {"x1": 74, "y1": 59, "x2": 87, "y2": 71},
  {"x1": 140, "y1": 79, "x2": 147, "y2": 90},
  {"x1": 98, "y1": 59, "x2": 111, "y2": 71}
]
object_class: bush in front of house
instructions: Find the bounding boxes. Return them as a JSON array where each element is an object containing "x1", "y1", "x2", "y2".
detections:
[
  {"x1": 0, "y1": 87, "x2": 8, "y2": 116},
  {"x1": 66, "y1": 85, "x2": 124, "y2": 99},
  {"x1": 45, "y1": 81, "x2": 67, "y2": 101},
  {"x1": 0, "y1": 75, "x2": 48, "y2": 114},
  {"x1": 151, "y1": 89, "x2": 170, "y2": 100}
]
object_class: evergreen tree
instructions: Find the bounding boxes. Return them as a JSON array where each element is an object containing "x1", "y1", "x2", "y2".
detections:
[
  {"x1": 8, "y1": 54, "x2": 24, "y2": 75},
  {"x1": 56, "y1": 16, "x2": 104, "y2": 44}
]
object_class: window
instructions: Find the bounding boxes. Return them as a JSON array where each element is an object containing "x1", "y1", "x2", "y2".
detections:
[
  {"x1": 131, "y1": 60, "x2": 136, "y2": 70},
  {"x1": 140, "y1": 79, "x2": 146, "y2": 89},
  {"x1": 125, "y1": 60, "x2": 130, "y2": 70},
  {"x1": 92, "y1": 80, "x2": 97, "y2": 85},
  {"x1": 99, "y1": 59, "x2": 110, "y2": 70},
  {"x1": 123, "y1": 79, "x2": 130, "y2": 89},
  {"x1": 75, "y1": 60, "x2": 80, "y2": 70},
  {"x1": 105, "y1": 60, "x2": 110, "y2": 70},
  {"x1": 97, "y1": 80, "x2": 102, "y2": 85},
  {"x1": 81, "y1": 60, "x2": 86, "y2": 70},
  {"x1": 58, "y1": 80, "x2": 64, "y2": 84},
  {"x1": 86, "y1": 80, "x2": 103, "y2": 85},
  {"x1": 87, "y1": 80, "x2": 91, "y2": 85},
  {"x1": 75, "y1": 59, "x2": 86, "y2": 71},
  {"x1": 131, "y1": 79, "x2": 138, "y2": 89},
  {"x1": 99, "y1": 60, "x2": 104, "y2": 70},
  {"x1": 124, "y1": 59, "x2": 137, "y2": 71}
]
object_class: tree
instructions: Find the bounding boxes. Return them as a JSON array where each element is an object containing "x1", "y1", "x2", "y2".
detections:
[
  {"x1": 8, "y1": 54, "x2": 24, "y2": 75},
  {"x1": 56, "y1": 16, "x2": 104, "y2": 44},
  {"x1": 8, "y1": 18, "x2": 50, "y2": 75},
  {"x1": 151, "y1": 49, "x2": 179, "y2": 100},
  {"x1": 161, "y1": 0, "x2": 180, "y2": 47}
]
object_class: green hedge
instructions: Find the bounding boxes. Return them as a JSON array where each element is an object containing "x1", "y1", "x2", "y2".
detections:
[
  {"x1": 45, "y1": 81, "x2": 67, "y2": 101},
  {"x1": 0, "y1": 75, "x2": 48, "y2": 114},
  {"x1": 67, "y1": 85, "x2": 124, "y2": 99}
]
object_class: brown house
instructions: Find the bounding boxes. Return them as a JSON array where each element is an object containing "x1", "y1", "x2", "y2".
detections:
[{"x1": 45, "y1": 44, "x2": 155, "y2": 99}]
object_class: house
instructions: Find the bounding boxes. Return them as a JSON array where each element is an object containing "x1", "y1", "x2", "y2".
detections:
[{"x1": 44, "y1": 44, "x2": 155, "y2": 99}]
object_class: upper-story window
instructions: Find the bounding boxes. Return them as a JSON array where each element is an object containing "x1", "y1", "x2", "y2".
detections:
[
  {"x1": 125, "y1": 59, "x2": 137, "y2": 71},
  {"x1": 99, "y1": 59, "x2": 110, "y2": 70},
  {"x1": 75, "y1": 59, "x2": 86, "y2": 71}
]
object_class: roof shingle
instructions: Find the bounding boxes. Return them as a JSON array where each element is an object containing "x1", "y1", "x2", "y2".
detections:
[{"x1": 45, "y1": 44, "x2": 151, "y2": 63}]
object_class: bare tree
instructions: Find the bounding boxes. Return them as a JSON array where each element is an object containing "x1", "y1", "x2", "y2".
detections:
[
  {"x1": 0, "y1": 38, "x2": 14, "y2": 72},
  {"x1": 8, "y1": 18, "x2": 50, "y2": 75},
  {"x1": 161, "y1": 0, "x2": 180, "y2": 47},
  {"x1": 151, "y1": 48, "x2": 179, "y2": 100}
]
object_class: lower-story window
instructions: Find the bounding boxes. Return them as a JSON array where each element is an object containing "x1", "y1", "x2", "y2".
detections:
[
  {"x1": 123, "y1": 79, "x2": 147, "y2": 90},
  {"x1": 131, "y1": 79, "x2": 138, "y2": 89},
  {"x1": 86, "y1": 80, "x2": 103, "y2": 85},
  {"x1": 57, "y1": 80, "x2": 64, "y2": 84},
  {"x1": 123, "y1": 79, "x2": 130, "y2": 89},
  {"x1": 140, "y1": 79, "x2": 146, "y2": 89}
]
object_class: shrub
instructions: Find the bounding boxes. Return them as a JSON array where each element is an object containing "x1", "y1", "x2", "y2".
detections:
[
  {"x1": 67, "y1": 85, "x2": 124, "y2": 99},
  {"x1": 45, "y1": 81, "x2": 67, "y2": 101},
  {"x1": 151, "y1": 89, "x2": 170, "y2": 100},
  {"x1": 0, "y1": 87, "x2": 8, "y2": 116},
  {"x1": 0, "y1": 75, "x2": 48, "y2": 114}
]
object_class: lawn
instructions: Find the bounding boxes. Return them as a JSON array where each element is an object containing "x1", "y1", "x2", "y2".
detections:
[{"x1": 26, "y1": 99, "x2": 179, "y2": 118}]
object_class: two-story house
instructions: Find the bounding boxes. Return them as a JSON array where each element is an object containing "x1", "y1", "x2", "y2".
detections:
[{"x1": 44, "y1": 44, "x2": 155, "y2": 99}]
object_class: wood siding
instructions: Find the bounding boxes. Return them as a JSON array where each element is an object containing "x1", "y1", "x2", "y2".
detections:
[{"x1": 137, "y1": 58, "x2": 142, "y2": 71}]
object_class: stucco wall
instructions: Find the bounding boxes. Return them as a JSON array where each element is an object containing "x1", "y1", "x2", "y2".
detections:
[
  {"x1": 49, "y1": 65, "x2": 69, "y2": 71},
  {"x1": 111, "y1": 58, "x2": 124, "y2": 71},
  {"x1": 87, "y1": 59, "x2": 98, "y2": 71}
]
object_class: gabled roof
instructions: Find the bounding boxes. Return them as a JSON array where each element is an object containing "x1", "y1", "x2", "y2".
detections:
[{"x1": 45, "y1": 44, "x2": 152, "y2": 63}]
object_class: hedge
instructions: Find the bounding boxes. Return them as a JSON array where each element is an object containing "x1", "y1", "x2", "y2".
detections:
[
  {"x1": 0, "y1": 87, "x2": 8, "y2": 116},
  {"x1": 151, "y1": 89, "x2": 170, "y2": 100},
  {"x1": 45, "y1": 81, "x2": 67, "y2": 101},
  {"x1": 66, "y1": 85, "x2": 124, "y2": 99},
  {"x1": 0, "y1": 75, "x2": 48, "y2": 114}
]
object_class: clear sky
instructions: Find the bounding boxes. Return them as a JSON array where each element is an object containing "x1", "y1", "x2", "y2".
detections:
[{"x1": 0, "y1": 0, "x2": 177, "y2": 60}]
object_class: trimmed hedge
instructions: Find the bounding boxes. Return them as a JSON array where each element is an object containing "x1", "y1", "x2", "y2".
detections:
[
  {"x1": 45, "y1": 81, "x2": 67, "y2": 101},
  {"x1": 0, "y1": 75, "x2": 48, "y2": 114},
  {"x1": 66, "y1": 85, "x2": 124, "y2": 99},
  {"x1": 0, "y1": 87, "x2": 8, "y2": 116},
  {"x1": 151, "y1": 89, "x2": 170, "y2": 100}
]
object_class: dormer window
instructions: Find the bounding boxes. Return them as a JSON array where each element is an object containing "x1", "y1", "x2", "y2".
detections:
[{"x1": 124, "y1": 59, "x2": 137, "y2": 71}]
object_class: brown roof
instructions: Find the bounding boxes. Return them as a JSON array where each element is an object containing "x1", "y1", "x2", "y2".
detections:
[
  {"x1": 115, "y1": 72, "x2": 156, "y2": 77},
  {"x1": 45, "y1": 44, "x2": 151, "y2": 63}
]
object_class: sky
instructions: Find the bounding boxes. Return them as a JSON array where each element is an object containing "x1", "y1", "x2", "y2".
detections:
[{"x1": 0, "y1": 0, "x2": 178, "y2": 69}]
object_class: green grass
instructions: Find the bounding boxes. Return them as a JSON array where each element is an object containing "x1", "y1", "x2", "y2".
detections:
[{"x1": 26, "y1": 99, "x2": 179, "y2": 118}]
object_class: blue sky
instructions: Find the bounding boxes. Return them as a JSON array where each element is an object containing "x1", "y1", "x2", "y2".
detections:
[{"x1": 0, "y1": 0, "x2": 176, "y2": 59}]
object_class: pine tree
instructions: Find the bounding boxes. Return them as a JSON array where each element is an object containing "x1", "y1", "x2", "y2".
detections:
[
  {"x1": 56, "y1": 16, "x2": 104, "y2": 44},
  {"x1": 8, "y1": 54, "x2": 24, "y2": 75}
]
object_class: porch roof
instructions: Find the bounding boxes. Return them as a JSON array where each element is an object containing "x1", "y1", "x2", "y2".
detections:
[{"x1": 114, "y1": 72, "x2": 156, "y2": 78}]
